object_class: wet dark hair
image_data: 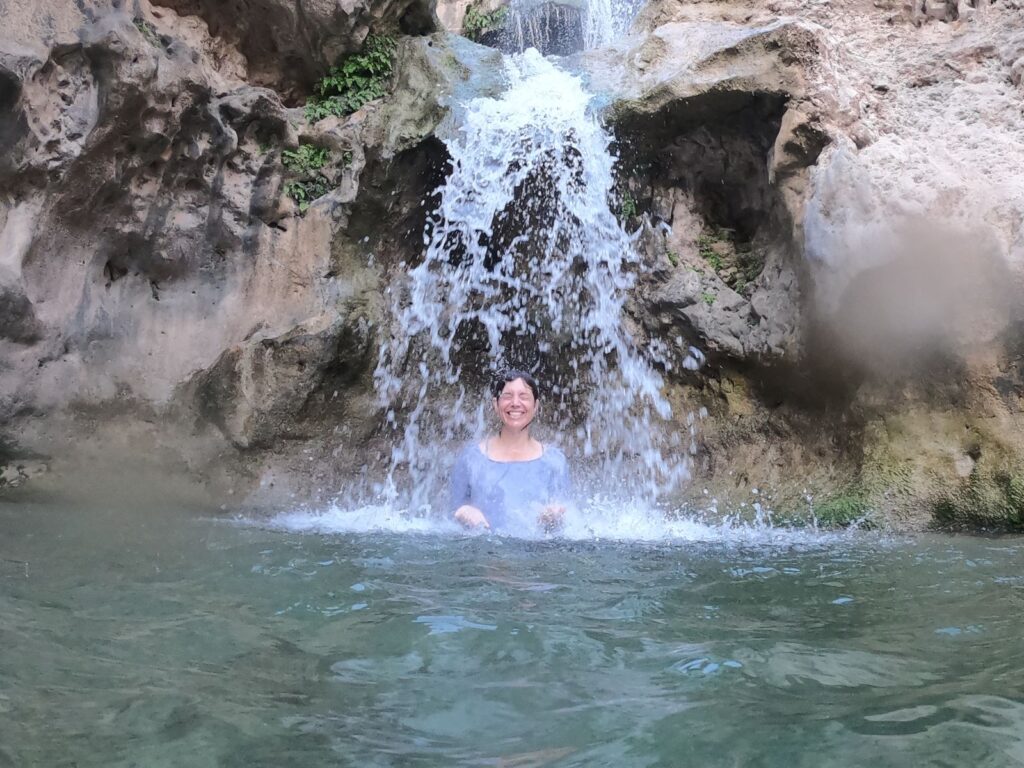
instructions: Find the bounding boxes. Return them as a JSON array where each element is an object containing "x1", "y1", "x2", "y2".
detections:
[{"x1": 491, "y1": 369, "x2": 540, "y2": 400}]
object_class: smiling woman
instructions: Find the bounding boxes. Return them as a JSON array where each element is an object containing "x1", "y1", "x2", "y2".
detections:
[{"x1": 450, "y1": 369, "x2": 571, "y2": 533}]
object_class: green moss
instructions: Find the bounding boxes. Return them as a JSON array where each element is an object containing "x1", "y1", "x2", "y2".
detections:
[
  {"x1": 619, "y1": 191, "x2": 637, "y2": 220},
  {"x1": 932, "y1": 467, "x2": 1024, "y2": 532},
  {"x1": 701, "y1": 291, "x2": 715, "y2": 306},
  {"x1": 441, "y1": 51, "x2": 470, "y2": 79},
  {"x1": 305, "y1": 35, "x2": 397, "y2": 123},
  {"x1": 697, "y1": 226, "x2": 765, "y2": 295},
  {"x1": 814, "y1": 491, "x2": 873, "y2": 528},
  {"x1": 667, "y1": 250, "x2": 679, "y2": 267},
  {"x1": 133, "y1": 18, "x2": 163, "y2": 48},
  {"x1": 697, "y1": 232, "x2": 724, "y2": 270}
]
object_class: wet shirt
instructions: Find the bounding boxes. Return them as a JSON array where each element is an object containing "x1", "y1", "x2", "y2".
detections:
[{"x1": 449, "y1": 443, "x2": 571, "y2": 533}]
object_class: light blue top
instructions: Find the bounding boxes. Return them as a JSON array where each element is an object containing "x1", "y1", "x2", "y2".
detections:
[{"x1": 449, "y1": 443, "x2": 571, "y2": 533}]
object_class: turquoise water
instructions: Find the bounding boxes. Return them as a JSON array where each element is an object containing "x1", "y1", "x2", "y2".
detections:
[{"x1": 2, "y1": 501, "x2": 1023, "y2": 767}]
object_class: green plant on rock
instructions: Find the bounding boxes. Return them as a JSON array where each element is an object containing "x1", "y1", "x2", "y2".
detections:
[
  {"x1": 463, "y1": 4, "x2": 508, "y2": 41},
  {"x1": 813, "y1": 490, "x2": 873, "y2": 528},
  {"x1": 701, "y1": 291, "x2": 716, "y2": 307},
  {"x1": 133, "y1": 17, "x2": 164, "y2": 48},
  {"x1": 282, "y1": 145, "x2": 330, "y2": 174},
  {"x1": 696, "y1": 225, "x2": 767, "y2": 296},
  {"x1": 305, "y1": 35, "x2": 397, "y2": 123},
  {"x1": 281, "y1": 144, "x2": 332, "y2": 213},
  {"x1": 619, "y1": 191, "x2": 638, "y2": 220},
  {"x1": 698, "y1": 230, "x2": 726, "y2": 270}
]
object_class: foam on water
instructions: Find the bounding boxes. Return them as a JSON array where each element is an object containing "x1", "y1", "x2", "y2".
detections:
[{"x1": 258, "y1": 501, "x2": 857, "y2": 547}]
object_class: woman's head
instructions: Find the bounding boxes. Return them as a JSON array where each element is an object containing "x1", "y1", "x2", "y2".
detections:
[
  {"x1": 491, "y1": 369, "x2": 539, "y2": 432},
  {"x1": 490, "y1": 369, "x2": 539, "y2": 400}
]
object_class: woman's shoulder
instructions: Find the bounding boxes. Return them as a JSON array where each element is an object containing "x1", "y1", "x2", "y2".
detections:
[
  {"x1": 456, "y1": 442, "x2": 485, "y2": 463},
  {"x1": 541, "y1": 443, "x2": 568, "y2": 467}
]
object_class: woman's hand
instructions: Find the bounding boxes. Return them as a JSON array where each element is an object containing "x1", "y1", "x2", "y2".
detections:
[
  {"x1": 538, "y1": 504, "x2": 566, "y2": 533},
  {"x1": 454, "y1": 505, "x2": 490, "y2": 530}
]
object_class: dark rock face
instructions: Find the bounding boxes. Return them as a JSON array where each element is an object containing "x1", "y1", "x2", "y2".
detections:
[
  {"x1": 189, "y1": 314, "x2": 376, "y2": 450},
  {"x1": 151, "y1": 0, "x2": 438, "y2": 97},
  {"x1": 490, "y1": 3, "x2": 584, "y2": 56}
]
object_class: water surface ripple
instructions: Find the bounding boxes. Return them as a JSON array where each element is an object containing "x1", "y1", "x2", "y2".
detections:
[{"x1": 2, "y1": 502, "x2": 1023, "y2": 767}]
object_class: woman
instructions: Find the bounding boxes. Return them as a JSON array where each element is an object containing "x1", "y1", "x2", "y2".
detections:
[{"x1": 450, "y1": 369, "x2": 570, "y2": 533}]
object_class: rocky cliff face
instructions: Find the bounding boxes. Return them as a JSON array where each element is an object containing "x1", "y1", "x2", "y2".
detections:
[
  {"x1": 589, "y1": 0, "x2": 1024, "y2": 528},
  {"x1": 2, "y1": 0, "x2": 1023, "y2": 528},
  {"x1": 0, "y1": 0, "x2": 488, "y2": 501}
]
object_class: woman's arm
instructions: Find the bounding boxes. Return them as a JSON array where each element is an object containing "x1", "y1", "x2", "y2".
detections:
[
  {"x1": 450, "y1": 449, "x2": 490, "y2": 529},
  {"x1": 538, "y1": 447, "x2": 571, "y2": 532}
]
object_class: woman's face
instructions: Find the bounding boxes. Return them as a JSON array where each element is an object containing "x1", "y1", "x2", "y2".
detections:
[{"x1": 494, "y1": 377, "x2": 537, "y2": 432}]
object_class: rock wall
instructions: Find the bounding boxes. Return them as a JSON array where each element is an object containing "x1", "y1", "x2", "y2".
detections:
[
  {"x1": 596, "y1": 0, "x2": 1024, "y2": 528},
  {"x1": 0, "y1": 0, "x2": 487, "y2": 503}
]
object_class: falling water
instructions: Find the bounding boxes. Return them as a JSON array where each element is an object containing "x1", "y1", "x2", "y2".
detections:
[
  {"x1": 374, "y1": 48, "x2": 698, "y2": 516},
  {"x1": 500, "y1": 0, "x2": 643, "y2": 55}
]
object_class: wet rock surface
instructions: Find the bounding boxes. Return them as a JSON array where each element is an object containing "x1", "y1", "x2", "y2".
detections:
[{"x1": 149, "y1": 0, "x2": 438, "y2": 97}]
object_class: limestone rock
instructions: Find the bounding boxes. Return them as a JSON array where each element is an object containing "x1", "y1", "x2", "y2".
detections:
[
  {"x1": 189, "y1": 312, "x2": 376, "y2": 450},
  {"x1": 0, "y1": 0, "x2": 473, "y2": 500}
]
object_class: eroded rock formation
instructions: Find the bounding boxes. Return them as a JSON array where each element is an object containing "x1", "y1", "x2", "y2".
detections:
[
  {"x1": 0, "y1": 0, "x2": 491, "y2": 502},
  {"x1": 593, "y1": 0, "x2": 1024, "y2": 527}
]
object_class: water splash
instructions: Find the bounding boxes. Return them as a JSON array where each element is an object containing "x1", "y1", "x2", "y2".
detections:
[
  {"x1": 257, "y1": 500, "x2": 858, "y2": 547},
  {"x1": 374, "y1": 50, "x2": 692, "y2": 515}
]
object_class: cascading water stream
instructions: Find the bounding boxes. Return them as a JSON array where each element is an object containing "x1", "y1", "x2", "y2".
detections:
[{"x1": 374, "y1": 44, "x2": 701, "y2": 519}]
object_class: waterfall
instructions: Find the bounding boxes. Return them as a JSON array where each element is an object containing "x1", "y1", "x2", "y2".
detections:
[
  {"x1": 499, "y1": 0, "x2": 643, "y2": 55},
  {"x1": 374, "y1": 48, "x2": 694, "y2": 515}
]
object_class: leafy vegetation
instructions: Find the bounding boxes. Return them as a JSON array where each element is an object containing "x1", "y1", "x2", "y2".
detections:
[
  {"x1": 281, "y1": 144, "x2": 332, "y2": 213},
  {"x1": 619, "y1": 191, "x2": 638, "y2": 220},
  {"x1": 698, "y1": 234, "x2": 723, "y2": 270},
  {"x1": 305, "y1": 35, "x2": 397, "y2": 123},
  {"x1": 463, "y1": 4, "x2": 508, "y2": 41},
  {"x1": 282, "y1": 145, "x2": 330, "y2": 175},
  {"x1": 666, "y1": 250, "x2": 679, "y2": 267},
  {"x1": 283, "y1": 178, "x2": 331, "y2": 212},
  {"x1": 701, "y1": 291, "x2": 716, "y2": 307}
]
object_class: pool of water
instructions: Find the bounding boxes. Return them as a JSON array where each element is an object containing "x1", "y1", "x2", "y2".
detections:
[{"x1": 2, "y1": 501, "x2": 1023, "y2": 767}]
